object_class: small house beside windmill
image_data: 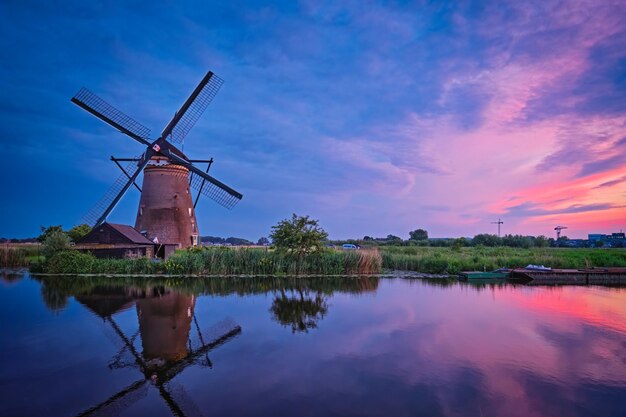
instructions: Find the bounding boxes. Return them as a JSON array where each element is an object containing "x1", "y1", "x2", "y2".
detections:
[
  {"x1": 71, "y1": 70, "x2": 242, "y2": 251},
  {"x1": 75, "y1": 222, "x2": 178, "y2": 259}
]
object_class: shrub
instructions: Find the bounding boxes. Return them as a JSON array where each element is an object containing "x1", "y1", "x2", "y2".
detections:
[
  {"x1": 270, "y1": 214, "x2": 328, "y2": 257},
  {"x1": 45, "y1": 251, "x2": 95, "y2": 274},
  {"x1": 42, "y1": 231, "x2": 71, "y2": 259}
]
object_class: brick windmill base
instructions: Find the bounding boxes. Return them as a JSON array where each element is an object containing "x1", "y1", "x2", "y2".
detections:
[{"x1": 135, "y1": 164, "x2": 198, "y2": 248}]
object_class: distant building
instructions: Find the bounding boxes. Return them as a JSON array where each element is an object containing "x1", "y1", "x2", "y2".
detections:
[
  {"x1": 587, "y1": 232, "x2": 625, "y2": 248},
  {"x1": 76, "y1": 222, "x2": 177, "y2": 259}
]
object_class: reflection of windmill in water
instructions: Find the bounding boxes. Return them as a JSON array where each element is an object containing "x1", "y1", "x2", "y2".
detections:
[
  {"x1": 71, "y1": 70, "x2": 242, "y2": 248},
  {"x1": 76, "y1": 289, "x2": 241, "y2": 417}
]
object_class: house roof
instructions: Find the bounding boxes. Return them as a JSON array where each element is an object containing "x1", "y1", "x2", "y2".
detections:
[{"x1": 107, "y1": 223, "x2": 154, "y2": 244}]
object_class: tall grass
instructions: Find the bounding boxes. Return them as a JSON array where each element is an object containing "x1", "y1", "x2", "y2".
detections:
[
  {"x1": 33, "y1": 246, "x2": 626, "y2": 276},
  {"x1": 1, "y1": 244, "x2": 41, "y2": 267},
  {"x1": 36, "y1": 247, "x2": 383, "y2": 275},
  {"x1": 381, "y1": 246, "x2": 626, "y2": 274}
]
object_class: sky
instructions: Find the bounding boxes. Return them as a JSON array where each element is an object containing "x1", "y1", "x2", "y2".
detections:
[{"x1": 1, "y1": 0, "x2": 625, "y2": 240}]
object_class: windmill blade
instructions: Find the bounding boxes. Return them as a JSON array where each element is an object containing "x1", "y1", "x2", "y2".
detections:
[
  {"x1": 189, "y1": 170, "x2": 242, "y2": 210},
  {"x1": 159, "y1": 382, "x2": 205, "y2": 417},
  {"x1": 162, "y1": 320, "x2": 242, "y2": 382},
  {"x1": 83, "y1": 154, "x2": 153, "y2": 227},
  {"x1": 72, "y1": 88, "x2": 152, "y2": 146},
  {"x1": 82, "y1": 157, "x2": 144, "y2": 226},
  {"x1": 167, "y1": 151, "x2": 242, "y2": 209},
  {"x1": 76, "y1": 379, "x2": 148, "y2": 417},
  {"x1": 161, "y1": 71, "x2": 224, "y2": 144}
]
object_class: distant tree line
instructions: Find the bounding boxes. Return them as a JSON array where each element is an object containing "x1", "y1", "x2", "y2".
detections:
[
  {"x1": 0, "y1": 237, "x2": 38, "y2": 244},
  {"x1": 333, "y1": 229, "x2": 558, "y2": 248},
  {"x1": 201, "y1": 236, "x2": 254, "y2": 246}
]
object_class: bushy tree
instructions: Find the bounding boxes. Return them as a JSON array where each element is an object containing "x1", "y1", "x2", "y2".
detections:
[
  {"x1": 409, "y1": 229, "x2": 428, "y2": 241},
  {"x1": 67, "y1": 224, "x2": 91, "y2": 242},
  {"x1": 501, "y1": 234, "x2": 533, "y2": 248},
  {"x1": 42, "y1": 230, "x2": 71, "y2": 258},
  {"x1": 270, "y1": 214, "x2": 328, "y2": 257},
  {"x1": 257, "y1": 237, "x2": 270, "y2": 245},
  {"x1": 225, "y1": 237, "x2": 253, "y2": 246},
  {"x1": 38, "y1": 225, "x2": 64, "y2": 243},
  {"x1": 472, "y1": 234, "x2": 502, "y2": 247},
  {"x1": 451, "y1": 237, "x2": 468, "y2": 250}
]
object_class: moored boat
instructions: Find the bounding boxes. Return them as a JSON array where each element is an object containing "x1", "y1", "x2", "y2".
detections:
[
  {"x1": 511, "y1": 267, "x2": 626, "y2": 285},
  {"x1": 459, "y1": 268, "x2": 511, "y2": 280}
]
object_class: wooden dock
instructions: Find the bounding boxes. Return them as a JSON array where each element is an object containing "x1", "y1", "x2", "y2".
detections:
[{"x1": 511, "y1": 268, "x2": 626, "y2": 285}]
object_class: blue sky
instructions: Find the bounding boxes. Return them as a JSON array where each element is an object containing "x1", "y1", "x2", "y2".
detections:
[{"x1": 2, "y1": 0, "x2": 626, "y2": 239}]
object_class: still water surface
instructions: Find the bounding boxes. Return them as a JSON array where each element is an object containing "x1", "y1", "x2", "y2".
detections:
[{"x1": 1, "y1": 271, "x2": 625, "y2": 417}]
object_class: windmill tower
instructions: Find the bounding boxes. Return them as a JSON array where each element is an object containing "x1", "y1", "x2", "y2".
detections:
[
  {"x1": 491, "y1": 218, "x2": 504, "y2": 237},
  {"x1": 71, "y1": 70, "x2": 242, "y2": 248}
]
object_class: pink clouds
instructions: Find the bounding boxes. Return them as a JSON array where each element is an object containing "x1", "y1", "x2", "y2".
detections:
[{"x1": 309, "y1": 1, "x2": 626, "y2": 238}]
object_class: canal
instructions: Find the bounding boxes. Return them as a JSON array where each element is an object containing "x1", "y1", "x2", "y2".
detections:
[{"x1": 1, "y1": 271, "x2": 625, "y2": 416}]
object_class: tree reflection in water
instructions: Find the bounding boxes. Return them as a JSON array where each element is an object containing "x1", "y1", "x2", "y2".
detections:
[{"x1": 270, "y1": 288, "x2": 329, "y2": 333}]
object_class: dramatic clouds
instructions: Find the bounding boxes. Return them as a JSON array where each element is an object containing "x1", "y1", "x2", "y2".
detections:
[{"x1": 1, "y1": 0, "x2": 625, "y2": 238}]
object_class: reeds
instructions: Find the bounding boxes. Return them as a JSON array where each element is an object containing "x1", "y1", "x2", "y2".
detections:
[
  {"x1": 37, "y1": 247, "x2": 383, "y2": 275},
  {"x1": 381, "y1": 246, "x2": 626, "y2": 274},
  {"x1": 33, "y1": 246, "x2": 626, "y2": 276},
  {"x1": 1, "y1": 244, "x2": 41, "y2": 267}
]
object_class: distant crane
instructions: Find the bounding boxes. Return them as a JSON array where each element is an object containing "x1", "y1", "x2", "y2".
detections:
[
  {"x1": 491, "y1": 218, "x2": 504, "y2": 237},
  {"x1": 555, "y1": 225, "x2": 568, "y2": 240}
]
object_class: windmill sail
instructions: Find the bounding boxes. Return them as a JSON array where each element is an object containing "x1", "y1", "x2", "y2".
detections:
[
  {"x1": 188, "y1": 170, "x2": 241, "y2": 210},
  {"x1": 76, "y1": 379, "x2": 148, "y2": 417},
  {"x1": 82, "y1": 157, "x2": 144, "y2": 226},
  {"x1": 72, "y1": 88, "x2": 152, "y2": 145},
  {"x1": 161, "y1": 382, "x2": 205, "y2": 417},
  {"x1": 161, "y1": 72, "x2": 224, "y2": 144}
]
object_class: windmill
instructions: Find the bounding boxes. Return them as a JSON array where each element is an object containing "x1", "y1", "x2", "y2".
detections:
[
  {"x1": 76, "y1": 290, "x2": 242, "y2": 417},
  {"x1": 491, "y1": 218, "x2": 504, "y2": 237},
  {"x1": 554, "y1": 225, "x2": 568, "y2": 240},
  {"x1": 71, "y1": 70, "x2": 242, "y2": 248}
]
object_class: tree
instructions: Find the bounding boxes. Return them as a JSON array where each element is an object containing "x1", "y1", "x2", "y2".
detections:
[
  {"x1": 257, "y1": 237, "x2": 270, "y2": 246},
  {"x1": 225, "y1": 237, "x2": 253, "y2": 246},
  {"x1": 38, "y1": 225, "x2": 64, "y2": 243},
  {"x1": 270, "y1": 288, "x2": 328, "y2": 333},
  {"x1": 41, "y1": 230, "x2": 71, "y2": 258},
  {"x1": 386, "y1": 234, "x2": 402, "y2": 242},
  {"x1": 472, "y1": 234, "x2": 502, "y2": 247},
  {"x1": 270, "y1": 214, "x2": 328, "y2": 257},
  {"x1": 409, "y1": 229, "x2": 428, "y2": 241},
  {"x1": 66, "y1": 224, "x2": 91, "y2": 243},
  {"x1": 534, "y1": 235, "x2": 550, "y2": 247}
]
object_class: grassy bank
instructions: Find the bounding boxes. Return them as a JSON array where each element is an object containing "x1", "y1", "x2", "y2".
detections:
[
  {"x1": 35, "y1": 247, "x2": 382, "y2": 275},
  {"x1": 1, "y1": 244, "x2": 42, "y2": 268},
  {"x1": 381, "y1": 246, "x2": 626, "y2": 274},
  {"x1": 28, "y1": 246, "x2": 626, "y2": 276}
]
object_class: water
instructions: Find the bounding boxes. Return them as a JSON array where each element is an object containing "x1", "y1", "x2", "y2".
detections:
[{"x1": 1, "y1": 271, "x2": 625, "y2": 417}]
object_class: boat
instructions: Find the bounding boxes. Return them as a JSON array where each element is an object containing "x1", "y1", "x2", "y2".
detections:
[
  {"x1": 459, "y1": 268, "x2": 511, "y2": 280},
  {"x1": 511, "y1": 267, "x2": 626, "y2": 285}
]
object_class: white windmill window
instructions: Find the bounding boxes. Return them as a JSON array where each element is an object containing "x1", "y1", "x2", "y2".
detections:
[{"x1": 188, "y1": 208, "x2": 192, "y2": 217}]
